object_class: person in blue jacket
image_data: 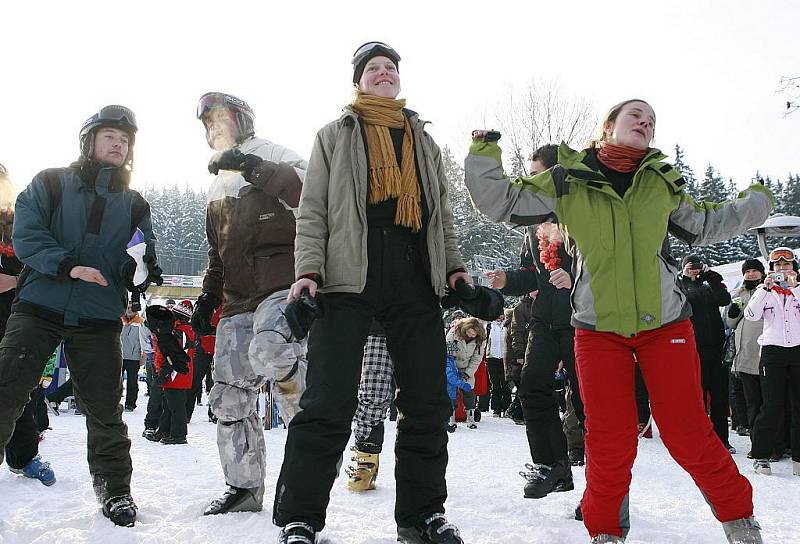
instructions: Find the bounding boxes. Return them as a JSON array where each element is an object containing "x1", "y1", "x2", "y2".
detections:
[
  {"x1": 445, "y1": 354, "x2": 473, "y2": 432},
  {"x1": 0, "y1": 105, "x2": 160, "y2": 528}
]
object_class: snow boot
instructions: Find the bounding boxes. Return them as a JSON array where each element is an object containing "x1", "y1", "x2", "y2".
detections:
[
  {"x1": 345, "y1": 443, "x2": 379, "y2": 492},
  {"x1": 722, "y1": 516, "x2": 762, "y2": 544},
  {"x1": 102, "y1": 494, "x2": 137, "y2": 527},
  {"x1": 523, "y1": 459, "x2": 574, "y2": 499},
  {"x1": 574, "y1": 502, "x2": 583, "y2": 521},
  {"x1": 446, "y1": 415, "x2": 457, "y2": 433},
  {"x1": 160, "y1": 435, "x2": 187, "y2": 445},
  {"x1": 568, "y1": 448, "x2": 585, "y2": 466},
  {"x1": 397, "y1": 513, "x2": 464, "y2": 544},
  {"x1": 466, "y1": 409, "x2": 477, "y2": 429},
  {"x1": 9, "y1": 455, "x2": 56, "y2": 486},
  {"x1": 590, "y1": 535, "x2": 625, "y2": 543},
  {"x1": 203, "y1": 485, "x2": 264, "y2": 515},
  {"x1": 753, "y1": 459, "x2": 771, "y2": 475},
  {"x1": 142, "y1": 428, "x2": 164, "y2": 442},
  {"x1": 277, "y1": 522, "x2": 316, "y2": 543}
]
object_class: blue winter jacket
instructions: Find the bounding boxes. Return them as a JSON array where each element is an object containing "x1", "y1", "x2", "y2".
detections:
[
  {"x1": 446, "y1": 355, "x2": 473, "y2": 400},
  {"x1": 12, "y1": 163, "x2": 156, "y2": 327}
]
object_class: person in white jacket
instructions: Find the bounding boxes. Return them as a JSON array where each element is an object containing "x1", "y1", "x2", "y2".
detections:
[{"x1": 744, "y1": 247, "x2": 800, "y2": 477}]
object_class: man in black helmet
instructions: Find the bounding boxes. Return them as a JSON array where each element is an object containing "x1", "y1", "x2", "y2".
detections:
[
  {"x1": 193, "y1": 92, "x2": 309, "y2": 516},
  {"x1": 0, "y1": 105, "x2": 161, "y2": 528}
]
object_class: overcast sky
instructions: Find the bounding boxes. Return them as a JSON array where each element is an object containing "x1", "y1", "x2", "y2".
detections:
[{"x1": 2, "y1": 0, "x2": 797, "y2": 194}]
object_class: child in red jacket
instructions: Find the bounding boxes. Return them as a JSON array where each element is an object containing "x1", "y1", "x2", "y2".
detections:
[{"x1": 152, "y1": 301, "x2": 195, "y2": 445}]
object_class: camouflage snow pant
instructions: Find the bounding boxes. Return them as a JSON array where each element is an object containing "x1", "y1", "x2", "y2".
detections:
[{"x1": 209, "y1": 289, "x2": 307, "y2": 489}]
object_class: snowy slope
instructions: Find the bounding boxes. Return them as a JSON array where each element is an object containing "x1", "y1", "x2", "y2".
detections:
[{"x1": 0, "y1": 385, "x2": 797, "y2": 544}]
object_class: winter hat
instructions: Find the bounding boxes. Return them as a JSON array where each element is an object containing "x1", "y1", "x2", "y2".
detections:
[
  {"x1": 767, "y1": 246, "x2": 799, "y2": 271},
  {"x1": 741, "y1": 257, "x2": 765, "y2": 275},
  {"x1": 352, "y1": 41, "x2": 401, "y2": 84},
  {"x1": 165, "y1": 298, "x2": 176, "y2": 307},
  {"x1": 681, "y1": 254, "x2": 702, "y2": 268},
  {"x1": 172, "y1": 302, "x2": 193, "y2": 321}
]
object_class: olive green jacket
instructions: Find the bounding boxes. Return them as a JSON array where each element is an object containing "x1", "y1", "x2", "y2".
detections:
[
  {"x1": 465, "y1": 141, "x2": 774, "y2": 337},
  {"x1": 294, "y1": 106, "x2": 464, "y2": 297}
]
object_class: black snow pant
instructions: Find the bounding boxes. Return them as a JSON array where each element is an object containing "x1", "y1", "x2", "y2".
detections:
[
  {"x1": 186, "y1": 348, "x2": 212, "y2": 421},
  {"x1": 486, "y1": 357, "x2": 511, "y2": 414},
  {"x1": 751, "y1": 345, "x2": 800, "y2": 462},
  {"x1": 0, "y1": 312, "x2": 131, "y2": 498},
  {"x1": 273, "y1": 227, "x2": 451, "y2": 531},
  {"x1": 729, "y1": 371, "x2": 748, "y2": 430},
  {"x1": 144, "y1": 380, "x2": 164, "y2": 430},
  {"x1": 519, "y1": 323, "x2": 584, "y2": 466},
  {"x1": 739, "y1": 372, "x2": 763, "y2": 432},
  {"x1": 159, "y1": 388, "x2": 187, "y2": 440},
  {"x1": 634, "y1": 363, "x2": 651, "y2": 425},
  {"x1": 698, "y1": 344, "x2": 729, "y2": 446},
  {"x1": 122, "y1": 359, "x2": 140, "y2": 409},
  {"x1": 5, "y1": 395, "x2": 40, "y2": 470}
]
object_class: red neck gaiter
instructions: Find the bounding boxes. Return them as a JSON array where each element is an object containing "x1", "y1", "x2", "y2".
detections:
[{"x1": 597, "y1": 143, "x2": 648, "y2": 173}]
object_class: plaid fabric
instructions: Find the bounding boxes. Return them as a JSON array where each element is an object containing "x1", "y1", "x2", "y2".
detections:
[{"x1": 353, "y1": 334, "x2": 394, "y2": 442}]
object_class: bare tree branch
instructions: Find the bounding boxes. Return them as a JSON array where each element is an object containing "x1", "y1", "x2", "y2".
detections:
[{"x1": 779, "y1": 75, "x2": 799, "y2": 116}]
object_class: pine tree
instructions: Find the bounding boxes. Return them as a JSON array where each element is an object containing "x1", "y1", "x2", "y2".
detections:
[{"x1": 672, "y1": 144, "x2": 698, "y2": 199}]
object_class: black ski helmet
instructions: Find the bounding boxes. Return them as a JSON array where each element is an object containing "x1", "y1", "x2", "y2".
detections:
[
  {"x1": 79, "y1": 105, "x2": 138, "y2": 166},
  {"x1": 196, "y1": 92, "x2": 255, "y2": 146}
]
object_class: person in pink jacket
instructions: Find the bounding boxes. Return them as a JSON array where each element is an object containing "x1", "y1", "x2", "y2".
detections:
[{"x1": 744, "y1": 246, "x2": 800, "y2": 477}]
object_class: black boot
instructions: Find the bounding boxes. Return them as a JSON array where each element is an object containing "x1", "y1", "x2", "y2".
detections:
[
  {"x1": 102, "y1": 494, "x2": 137, "y2": 527},
  {"x1": 277, "y1": 522, "x2": 316, "y2": 543},
  {"x1": 397, "y1": 513, "x2": 464, "y2": 544},
  {"x1": 203, "y1": 485, "x2": 263, "y2": 515},
  {"x1": 523, "y1": 459, "x2": 574, "y2": 499}
]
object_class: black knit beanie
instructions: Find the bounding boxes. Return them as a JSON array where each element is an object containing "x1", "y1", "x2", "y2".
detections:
[{"x1": 741, "y1": 258, "x2": 765, "y2": 275}]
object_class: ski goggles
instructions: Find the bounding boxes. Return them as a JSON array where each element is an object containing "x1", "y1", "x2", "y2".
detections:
[
  {"x1": 351, "y1": 41, "x2": 401, "y2": 67},
  {"x1": 196, "y1": 92, "x2": 251, "y2": 120},
  {"x1": 93, "y1": 105, "x2": 137, "y2": 131},
  {"x1": 769, "y1": 248, "x2": 796, "y2": 263}
]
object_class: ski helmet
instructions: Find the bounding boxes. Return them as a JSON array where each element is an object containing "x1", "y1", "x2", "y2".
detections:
[
  {"x1": 79, "y1": 105, "x2": 138, "y2": 165},
  {"x1": 196, "y1": 92, "x2": 255, "y2": 145},
  {"x1": 768, "y1": 246, "x2": 798, "y2": 271}
]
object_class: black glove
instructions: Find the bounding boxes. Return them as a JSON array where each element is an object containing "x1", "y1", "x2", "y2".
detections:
[
  {"x1": 142, "y1": 254, "x2": 163, "y2": 287},
  {"x1": 441, "y1": 279, "x2": 505, "y2": 321},
  {"x1": 702, "y1": 269, "x2": 723, "y2": 284},
  {"x1": 191, "y1": 292, "x2": 221, "y2": 336},
  {"x1": 145, "y1": 305, "x2": 190, "y2": 374},
  {"x1": 208, "y1": 148, "x2": 263, "y2": 178},
  {"x1": 727, "y1": 304, "x2": 742, "y2": 319},
  {"x1": 121, "y1": 257, "x2": 137, "y2": 291},
  {"x1": 284, "y1": 288, "x2": 325, "y2": 341}
]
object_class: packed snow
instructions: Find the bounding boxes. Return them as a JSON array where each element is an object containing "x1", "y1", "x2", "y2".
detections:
[{"x1": 0, "y1": 382, "x2": 797, "y2": 544}]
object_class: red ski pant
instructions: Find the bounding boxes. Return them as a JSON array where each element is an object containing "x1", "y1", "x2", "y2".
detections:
[{"x1": 574, "y1": 320, "x2": 753, "y2": 538}]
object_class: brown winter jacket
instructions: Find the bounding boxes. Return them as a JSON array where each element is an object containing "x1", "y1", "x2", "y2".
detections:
[
  {"x1": 202, "y1": 137, "x2": 307, "y2": 317},
  {"x1": 294, "y1": 106, "x2": 464, "y2": 297}
]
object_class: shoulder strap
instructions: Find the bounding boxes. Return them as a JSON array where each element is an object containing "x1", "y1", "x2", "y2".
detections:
[
  {"x1": 41, "y1": 169, "x2": 64, "y2": 227},
  {"x1": 129, "y1": 191, "x2": 150, "y2": 235}
]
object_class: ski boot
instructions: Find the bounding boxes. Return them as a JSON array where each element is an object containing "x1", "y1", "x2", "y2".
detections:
[
  {"x1": 204, "y1": 485, "x2": 264, "y2": 515},
  {"x1": 397, "y1": 513, "x2": 464, "y2": 544},
  {"x1": 466, "y1": 409, "x2": 477, "y2": 430},
  {"x1": 722, "y1": 516, "x2": 762, "y2": 544},
  {"x1": 277, "y1": 521, "x2": 316, "y2": 543},
  {"x1": 345, "y1": 443, "x2": 380, "y2": 492},
  {"x1": 9, "y1": 455, "x2": 56, "y2": 486},
  {"x1": 591, "y1": 535, "x2": 625, "y2": 543},
  {"x1": 102, "y1": 494, "x2": 137, "y2": 527},
  {"x1": 446, "y1": 415, "x2": 457, "y2": 433},
  {"x1": 522, "y1": 459, "x2": 574, "y2": 498}
]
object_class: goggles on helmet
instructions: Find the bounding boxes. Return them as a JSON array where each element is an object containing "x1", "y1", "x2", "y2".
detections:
[
  {"x1": 351, "y1": 41, "x2": 401, "y2": 67},
  {"x1": 81, "y1": 105, "x2": 138, "y2": 136},
  {"x1": 196, "y1": 92, "x2": 252, "y2": 120},
  {"x1": 769, "y1": 248, "x2": 796, "y2": 263}
]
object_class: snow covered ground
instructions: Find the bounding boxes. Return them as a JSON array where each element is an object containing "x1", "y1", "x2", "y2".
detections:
[{"x1": 1, "y1": 383, "x2": 797, "y2": 544}]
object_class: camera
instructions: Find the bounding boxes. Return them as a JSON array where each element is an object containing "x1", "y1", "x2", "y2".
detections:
[{"x1": 772, "y1": 272, "x2": 785, "y2": 283}]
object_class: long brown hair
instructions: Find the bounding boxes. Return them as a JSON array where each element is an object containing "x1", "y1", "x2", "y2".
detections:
[
  {"x1": 588, "y1": 98, "x2": 654, "y2": 149},
  {"x1": 454, "y1": 317, "x2": 486, "y2": 344}
]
